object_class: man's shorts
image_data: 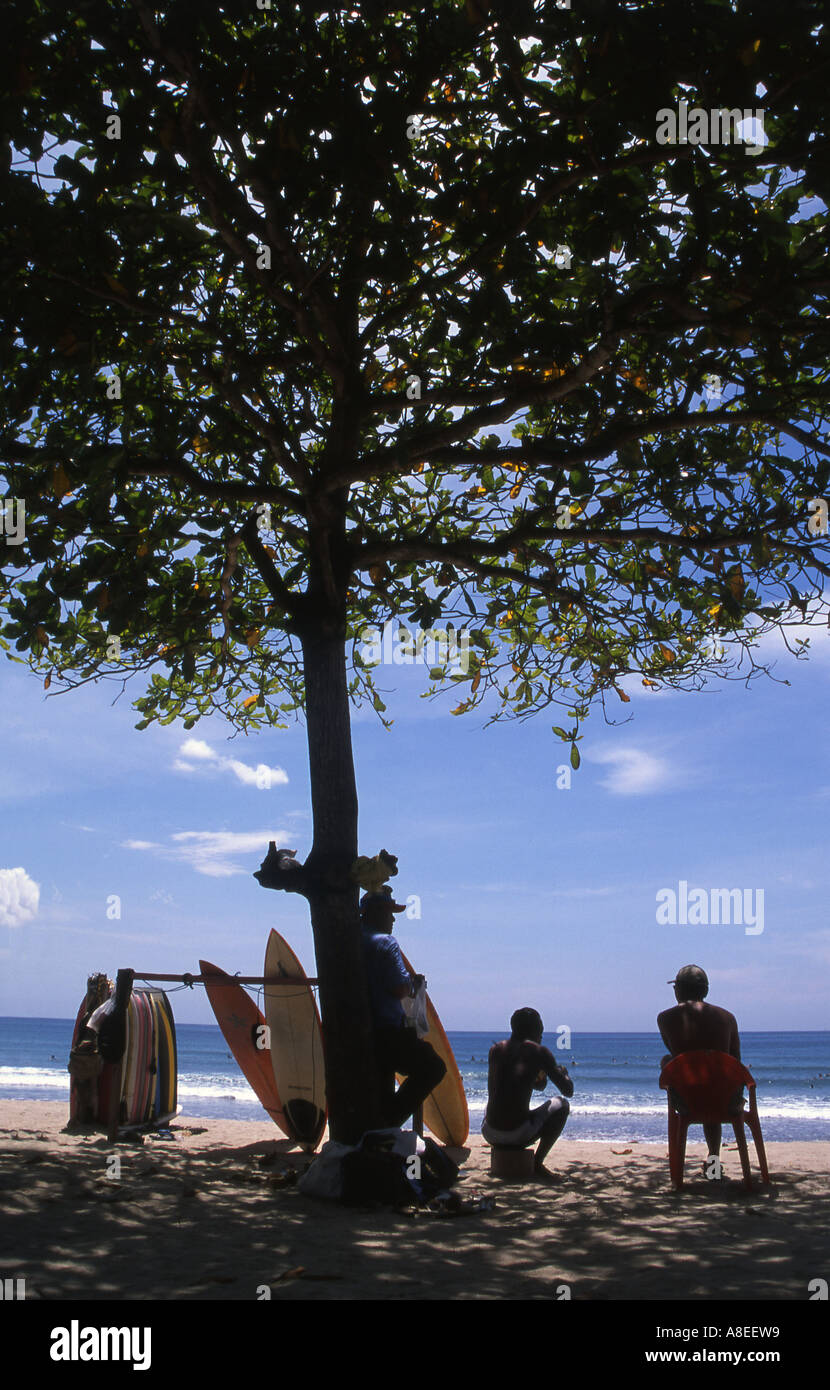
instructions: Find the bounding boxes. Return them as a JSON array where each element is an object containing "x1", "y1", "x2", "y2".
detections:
[{"x1": 481, "y1": 1097, "x2": 566, "y2": 1148}]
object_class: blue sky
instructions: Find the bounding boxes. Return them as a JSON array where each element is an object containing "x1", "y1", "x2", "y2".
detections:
[{"x1": 2, "y1": 614, "x2": 829, "y2": 1034}]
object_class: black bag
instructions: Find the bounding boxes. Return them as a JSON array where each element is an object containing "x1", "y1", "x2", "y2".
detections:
[
  {"x1": 421, "y1": 1136, "x2": 459, "y2": 1192},
  {"x1": 339, "y1": 1130, "x2": 460, "y2": 1206},
  {"x1": 340, "y1": 1148, "x2": 415, "y2": 1206}
]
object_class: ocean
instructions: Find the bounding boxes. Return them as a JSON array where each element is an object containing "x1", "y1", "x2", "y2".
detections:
[{"x1": 1, "y1": 1017, "x2": 828, "y2": 1142}]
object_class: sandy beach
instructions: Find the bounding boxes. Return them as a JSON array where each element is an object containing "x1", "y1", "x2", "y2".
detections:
[{"x1": 2, "y1": 1101, "x2": 827, "y2": 1301}]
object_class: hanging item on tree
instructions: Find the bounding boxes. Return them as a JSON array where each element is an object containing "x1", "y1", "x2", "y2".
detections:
[{"x1": 350, "y1": 848, "x2": 399, "y2": 893}]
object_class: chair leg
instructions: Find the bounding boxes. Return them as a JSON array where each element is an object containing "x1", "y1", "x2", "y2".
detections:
[
  {"x1": 668, "y1": 1111, "x2": 686, "y2": 1188},
  {"x1": 747, "y1": 1114, "x2": 771, "y2": 1184},
  {"x1": 732, "y1": 1121, "x2": 752, "y2": 1190}
]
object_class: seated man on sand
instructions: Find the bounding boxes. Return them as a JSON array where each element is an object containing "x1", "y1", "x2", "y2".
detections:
[
  {"x1": 657, "y1": 964, "x2": 743, "y2": 1161},
  {"x1": 482, "y1": 1007, "x2": 573, "y2": 1181}
]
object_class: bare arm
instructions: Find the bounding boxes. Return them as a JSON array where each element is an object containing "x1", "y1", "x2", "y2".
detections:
[
  {"x1": 729, "y1": 1014, "x2": 741, "y2": 1062},
  {"x1": 657, "y1": 1011, "x2": 675, "y2": 1057},
  {"x1": 382, "y1": 940, "x2": 417, "y2": 999},
  {"x1": 539, "y1": 1045, "x2": 574, "y2": 1098}
]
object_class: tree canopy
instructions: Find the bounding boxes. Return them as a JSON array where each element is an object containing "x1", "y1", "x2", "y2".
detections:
[{"x1": 3, "y1": 1, "x2": 830, "y2": 750}]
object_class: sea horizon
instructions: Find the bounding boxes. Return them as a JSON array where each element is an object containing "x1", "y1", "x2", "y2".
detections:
[{"x1": 2, "y1": 1017, "x2": 828, "y2": 1143}]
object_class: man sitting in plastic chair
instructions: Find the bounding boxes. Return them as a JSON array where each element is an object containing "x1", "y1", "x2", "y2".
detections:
[{"x1": 658, "y1": 964, "x2": 743, "y2": 1170}]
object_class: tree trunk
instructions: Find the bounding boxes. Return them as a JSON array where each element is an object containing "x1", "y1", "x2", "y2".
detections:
[{"x1": 301, "y1": 626, "x2": 380, "y2": 1143}]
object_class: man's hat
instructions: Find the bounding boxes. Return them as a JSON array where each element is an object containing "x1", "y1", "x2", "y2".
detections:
[
  {"x1": 360, "y1": 886, "x2": 406, "y2": 914},
  {"x1": 668, "y1": 964, "x2": 709, "y2": 993}
]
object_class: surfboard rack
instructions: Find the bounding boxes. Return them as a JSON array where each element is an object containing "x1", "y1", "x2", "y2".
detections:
[{"x1": 130, "y1": 971, "x2": 320, "y2": 985}]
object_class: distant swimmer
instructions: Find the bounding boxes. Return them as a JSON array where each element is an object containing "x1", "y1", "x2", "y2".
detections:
[{"x1": 482, "y1": 1007, "x2": 573, "y2": 1182}]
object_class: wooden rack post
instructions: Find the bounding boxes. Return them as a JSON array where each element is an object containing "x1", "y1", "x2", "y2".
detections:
[{"x1": 106, "y1": 968, "x2": 134, "y2": 1145}]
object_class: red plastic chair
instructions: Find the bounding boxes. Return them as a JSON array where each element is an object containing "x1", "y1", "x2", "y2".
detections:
[{"x1": 659, "y1": 1050, "x2": 771, "y2": 1191}]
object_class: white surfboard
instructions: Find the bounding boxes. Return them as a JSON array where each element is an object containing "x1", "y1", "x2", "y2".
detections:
[{"x1": 263, "y1": 928, "x2": 326, "y2": 1150}]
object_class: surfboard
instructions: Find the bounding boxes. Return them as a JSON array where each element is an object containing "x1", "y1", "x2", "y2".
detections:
[
  {"x1": 398, "y1": 949, "x2": 469, "y2": 1147},
  {"x1": 135, "y1": 991, "x2": 156, "y2": 1122},
  {"x1": 263, "y1": 928, "x2": 327, "y2": 1150},
  {"x1": 136, "y1": 991, "x2": 153, "y2": 1122},
  {"x1": 200, "y1": 958, "x2": 290, "y2": 1136},
  {"x1": 147, "y1": 993, "x2": 162, "y2": 1119},
  {"x1": 122, "y1": 994, "x2": 143, "y2": 1123},
  {"x1": 154, "y1": 990, "x2": 177, "y2": 1118},
  {"x1": 134, "y1": 987, "x2": 176, "y2": 1124},
  {"x1": 68, "y1": 999, "x2": 89, "y2": 1123}
]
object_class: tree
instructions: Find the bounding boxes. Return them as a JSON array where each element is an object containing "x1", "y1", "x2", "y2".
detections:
[{"x1": 2, "y1": 0, "x2": 829, "y2": 1140}]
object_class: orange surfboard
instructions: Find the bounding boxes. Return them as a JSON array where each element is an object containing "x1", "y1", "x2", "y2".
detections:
[
  {"x1": 399, "y1": 949, "x2": 469, "y2": 1147},
  {"x1": 200, "y1": 958, "x2": 290, "y2": 1137}
]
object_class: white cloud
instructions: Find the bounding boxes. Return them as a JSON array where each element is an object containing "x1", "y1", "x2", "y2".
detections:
[
  {"x1": 225, "y1": 759, "x2": 287, "y2": 787},
  {"x1": 179, "y1": 738, "x2": 215, "y2": 760},
  {"x1": 590, "y1": 746, "x2": 674, "y2": 795},
  {"x1": 469, "y1": 881, "x2": 617, "y2": 898},
  {"x1": 0, "y1": 867, "x2": 40, "y2": 927},
  {"x1": 173, "y1": 740, "x2": 288, "y2": 788},
  {"x1": 751, "y1": 616, "x2": 830, "y2": 668},
  {"x1": 124, "y1": 829, "x2": 286, "y2": 877}
]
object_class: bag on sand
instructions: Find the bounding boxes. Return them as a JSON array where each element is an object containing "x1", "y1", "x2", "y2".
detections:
[
  {"x1": 297, "y1": 1141, "x2": 355, "y2": 1201},
  {"x1": 299, "y1": 1128, "x2": 460, "y2": 1207},
  {"x1": 340, "y1": 1128, "x2": 459, "y2": 1207}
]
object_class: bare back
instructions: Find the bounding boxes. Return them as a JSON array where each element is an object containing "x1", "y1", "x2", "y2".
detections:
[
  {"x1": 486, "y1": 1038, "x2": 573, "y2": 1130},
  {"x1": 657, "y1": 1000, "x2": 740, "y2": 1059}
]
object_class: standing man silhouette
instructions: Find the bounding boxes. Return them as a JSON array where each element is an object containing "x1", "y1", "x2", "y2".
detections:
[{"x1": 360, "y1": 888, "x2": 445, "y2": 1127}]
